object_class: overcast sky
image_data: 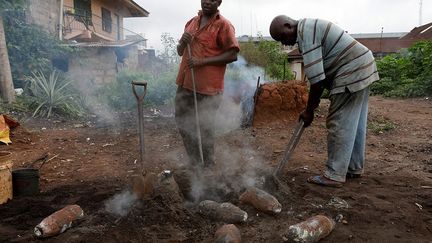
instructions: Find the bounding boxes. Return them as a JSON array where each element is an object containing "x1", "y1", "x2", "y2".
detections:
[{"x1": 125, "y1": 0, "x2": 432, "y2": 51}]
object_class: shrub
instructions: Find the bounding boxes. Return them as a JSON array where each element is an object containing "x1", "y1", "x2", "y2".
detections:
[
  {"x1": 24, "y1": 70, "x2": 84, "y2": 118},
  {"x1": 98, "y1": 68, "x2": 178, "y2": 111},
  {"x1": 239, "y1": 35, "x2": 294, "y2": 81},
  {"x1": 375, "y1": 41, "x2": 432, "y2": 97},
  {"x1": 3, "y1": 10, "x2": 74, "y2": 85}
]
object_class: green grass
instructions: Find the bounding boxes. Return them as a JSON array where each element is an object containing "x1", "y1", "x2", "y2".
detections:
[{"x1": 368, "y1": 116, "x2": 396, "y2": 134}]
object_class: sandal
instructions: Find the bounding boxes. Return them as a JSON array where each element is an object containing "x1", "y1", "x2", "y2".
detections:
[
  {"x1": 346, "y1": 173, "x2": 362, "y2": 179},
  {"x1": 307, "y1": 175, "x2": 343, "y2": 188}
]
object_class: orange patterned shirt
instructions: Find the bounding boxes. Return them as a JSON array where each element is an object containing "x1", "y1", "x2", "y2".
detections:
[{"x1": 176, "y1": 11, "x2": 240, "y2": 95}]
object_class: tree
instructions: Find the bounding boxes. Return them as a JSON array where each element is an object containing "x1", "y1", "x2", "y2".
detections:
[
  {"x1": 0, "y1": 13, "x2": 14, "y2": 103},
  {"x1": 239, "y1": 34, "x2": 294, "y2": 81},
  {"x1": 158, "y1": 32, "x2": 180, "y2": 65}
]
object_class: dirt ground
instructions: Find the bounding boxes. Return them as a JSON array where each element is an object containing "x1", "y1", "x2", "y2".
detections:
[{"x1": 0, "y1": 96, "x2": 431, "y2": 242}]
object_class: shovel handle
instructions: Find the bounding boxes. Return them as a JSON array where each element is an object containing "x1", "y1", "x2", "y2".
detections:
[{"x1": 132, "y1": 81, "x2": 148, "y2": 102}]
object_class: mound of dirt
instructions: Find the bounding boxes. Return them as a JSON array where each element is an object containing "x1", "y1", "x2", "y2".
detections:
[{"x1": 253, "y1": 81, "x2": 308, "y2": 126}]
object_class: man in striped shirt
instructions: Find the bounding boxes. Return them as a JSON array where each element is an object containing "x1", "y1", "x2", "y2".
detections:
[{"x1": 270, "y1": 15, "x2": 379, "y2": 187}]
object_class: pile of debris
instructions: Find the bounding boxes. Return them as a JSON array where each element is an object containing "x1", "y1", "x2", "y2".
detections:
[{"x1": 253, "y1": 81, "x2": 308, "y2": 126}]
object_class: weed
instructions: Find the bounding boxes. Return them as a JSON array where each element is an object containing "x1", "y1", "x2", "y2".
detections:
[{"x1": 368, "y1": 116, "x2": 396, "y2": 134}]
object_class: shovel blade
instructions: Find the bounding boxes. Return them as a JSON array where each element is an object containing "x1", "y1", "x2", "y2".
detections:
[{"x1": 132, "y1": 172, "x2": 157, "y2": 200}]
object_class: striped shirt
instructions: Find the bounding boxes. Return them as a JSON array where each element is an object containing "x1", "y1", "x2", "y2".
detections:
[{"x1": 297, "y1": 18, "x2": 379, "y2": 95}]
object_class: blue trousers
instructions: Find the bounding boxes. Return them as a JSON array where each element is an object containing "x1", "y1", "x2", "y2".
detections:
[{"x1": 324, "y1": 87, "x2": 370, "y2": 182}]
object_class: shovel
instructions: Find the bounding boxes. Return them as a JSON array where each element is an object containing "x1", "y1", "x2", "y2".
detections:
[
  {"x1": 264, "y1": 119, "x2": 305, "y2": 192},
  {"x1": 131, "y1": 81, "x2": 156, "y2": 199}
]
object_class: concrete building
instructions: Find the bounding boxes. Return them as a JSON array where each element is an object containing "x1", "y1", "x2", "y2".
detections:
[{"x1": 26, "y1": 0, "x2": 149, "y2": 85}]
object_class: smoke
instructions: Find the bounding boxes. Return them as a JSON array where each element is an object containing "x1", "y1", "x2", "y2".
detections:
[
  {"x1": 181, "y1": 56, "x2": 270, "y2": 203},
  {"x1": 105, "y1": 190, "x2": 138, "y2": 217},
  {"x1": 70, "y1": 75, "x2": 120, "y2": 127},
  {"x1": 185, "y1": 138, "x2": 267, "y2": 203},
  {"x1": 216, "y1": 56, "x2": 266, "y2": 134}
]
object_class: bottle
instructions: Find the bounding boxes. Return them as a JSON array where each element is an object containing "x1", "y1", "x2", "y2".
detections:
[
  {"x1": 239, "y1": 187, "x2": 282, "y2": 214},
  {"x1": 282, "y1": 215, "x2": 335, "y2": 243},
  {"x1": 214, "y1": 224, "x2": 241, "y2": 243},
  {"x1": 34, "y1": 205, "x2": 84, "y2": 238},
  {"x1": 198, "y1": 200, "x2": 248, "y2": 224}
]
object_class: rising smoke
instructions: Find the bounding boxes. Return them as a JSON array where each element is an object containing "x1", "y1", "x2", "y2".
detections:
[
  {"x1": 180, "y1": 56, "x2": 270, "y2": 203},
  {"x1": 104, "y1": 190, "x2": 138, "y2": 217}
]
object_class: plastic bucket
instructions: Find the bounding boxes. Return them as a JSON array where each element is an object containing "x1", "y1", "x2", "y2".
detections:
[
  {"x1": 0, "y1": 151, "x2": 13, "y2": 204},
  {"x1": 12, "y1": 168, "x2": 39, "y2": 196}
]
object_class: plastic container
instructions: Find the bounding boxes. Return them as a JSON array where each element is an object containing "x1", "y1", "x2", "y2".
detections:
[
  {"x1": 0, "y1": 151, "x2": 13, "y2": 204},
  {"x1": 239, "y1": 187, "x2": 282, "y2": 214},
  {"x1": 198, "y1": 200, "x2": 248, "y2": 224},
  {"x1": 12, "y1": 168, "x2": 40, "y2": 196},
  {"x1": 214, "y1": 224, "x2": 241, "y2": 243},
  {"x1": 34, "y1": 205, "x2": 84, "y2": 238},
  {"x1": 282, "y1": 215, "x2": 335, "y2": 243}
]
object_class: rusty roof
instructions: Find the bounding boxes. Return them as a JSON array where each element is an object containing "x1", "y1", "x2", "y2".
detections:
[
  {"x1": 122, "y1": 0, "x2": 149, "y2": 17},
  {"x1": 401, "y1": 22, "x2": 432, "y2": 40}
]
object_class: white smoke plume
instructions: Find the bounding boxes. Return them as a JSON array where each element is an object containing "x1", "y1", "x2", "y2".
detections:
[
  {"x1": 105, "y1": 190, "x2": 138, "y2": 217},
  {"x1": 182, "y1": 56, "x2": 270, "y2": 203}
]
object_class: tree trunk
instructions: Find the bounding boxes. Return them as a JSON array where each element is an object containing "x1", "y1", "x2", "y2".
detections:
[{"x1": 0, "y1": 15, "x2": 15, "y2": 103}]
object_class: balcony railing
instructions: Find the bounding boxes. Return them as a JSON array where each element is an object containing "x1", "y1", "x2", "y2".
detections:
[{"x1": 62, "y1": 5, "x2": 144, "y2": 42}]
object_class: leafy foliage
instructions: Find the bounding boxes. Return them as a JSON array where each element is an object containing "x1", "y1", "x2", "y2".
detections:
[
  {"x1": 3, "y1": 8, "x2": 73, "y2": 84},
  {"x1": 239, "y1": 35, "x2": 294, "y2": 81},
  {"x1": 0, "y1": 0, "x2": 27, "y2": 11},
  {"x1": 97, "y1": 69, "x2": 178, "y2": 111},
  {"x1": 158, "y1": 32, "x2": 180, "y2": 65},
  {"x1": 372, "y1": 41, "x2": 432, "y2": 97},
  {"x1": 24, "y1": 70, "x2": 84, "y2": 118}
]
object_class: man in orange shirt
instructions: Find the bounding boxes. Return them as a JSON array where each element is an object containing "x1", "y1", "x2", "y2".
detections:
[{"x1": 175, "y1": 0, "x2": 240, "y2": 167}]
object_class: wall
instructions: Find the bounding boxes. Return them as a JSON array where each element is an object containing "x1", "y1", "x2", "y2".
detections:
[
  {"x1": 356, "y1": 38, "x2": 413, "y2": 55},
  {"x1": 68, "y1": 47, "x2": 117, "y2": 86},
  {"x1": 289, "y1": 61, "x2": 304, "y2": 81},
  {"x1": 63, "y1": 0, "x2": 129, "y2": 41},
  {"x1": 27, "y1": 0, "x2": 61, "y2": 36},
  {"x1": 67, "y1": 45, "x2": 140, "y2": 87}
]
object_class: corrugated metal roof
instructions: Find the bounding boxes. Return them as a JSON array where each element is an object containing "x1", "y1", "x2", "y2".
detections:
[
  {"x1": 125, "y1": 0, "x2": 149, "y2": 17},
  {"x1": 64, "y1": 39, "x2": 144, "y2": 48},
  {"x1": 350, "y1": 32, "x2": 408, "y2": 39},
  {"x1": 401, "y1": 22, "x2": 432, "y2": 40}
]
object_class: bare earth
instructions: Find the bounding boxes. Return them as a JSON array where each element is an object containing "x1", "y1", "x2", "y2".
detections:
[{"x1": 0, "y1": 96, "x2": 431, "y2": 242}]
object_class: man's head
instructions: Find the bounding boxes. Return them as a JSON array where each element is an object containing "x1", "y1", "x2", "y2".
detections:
[
  {"x1": 201, "y1": 0, "x2": 222, "y2": 16},
  {"x1": 269, "y1": 15, "x2": 298, "y2": 46}
]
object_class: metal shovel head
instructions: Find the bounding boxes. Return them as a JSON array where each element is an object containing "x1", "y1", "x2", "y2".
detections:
[
  {"x1": 263, "y1": 120, "x2": 305, "y2": 193},
  {"x1": 132, "y1": 172, "x2": 157, "y2": 200},
  {"x1": 263, "y1": 173, "x2": 292, "y2": 195}
]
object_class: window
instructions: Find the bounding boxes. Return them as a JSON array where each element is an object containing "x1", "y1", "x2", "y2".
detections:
[
  {"x1": 102, "y1": 7, "x2": 112, "y2": 33},
  {"x1": 73, "y1": 0, "x2": 92, "y2": 27}
]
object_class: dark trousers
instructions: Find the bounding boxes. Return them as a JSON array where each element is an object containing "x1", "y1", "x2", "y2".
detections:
[{"x1": 175, "y1": 86, "x2": 222, "y2": 167}]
